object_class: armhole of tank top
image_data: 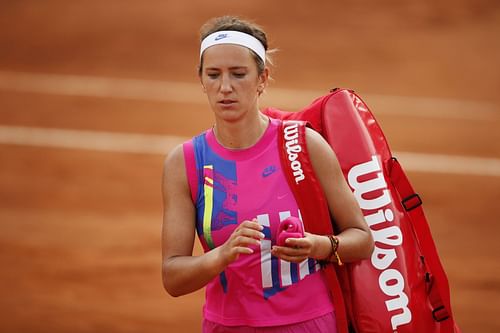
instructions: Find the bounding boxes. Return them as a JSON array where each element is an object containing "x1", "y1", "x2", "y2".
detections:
[{"x1": 182, "y1": 141, "x2": 198, "y2": 204}]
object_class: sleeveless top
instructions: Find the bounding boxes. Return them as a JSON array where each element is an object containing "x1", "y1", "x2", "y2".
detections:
[{"x1": 182, "y1": 118, "x2": 334, "y2": 327}]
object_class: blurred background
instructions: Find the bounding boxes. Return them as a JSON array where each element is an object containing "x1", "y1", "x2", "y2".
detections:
[{"x1": 0, "y1": 0, "x2": 499, "y2": 332}]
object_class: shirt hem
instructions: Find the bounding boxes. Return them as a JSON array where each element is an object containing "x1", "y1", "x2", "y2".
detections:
[{"x1": 203, "y1": 306, "x2": 334, "y2": 327}]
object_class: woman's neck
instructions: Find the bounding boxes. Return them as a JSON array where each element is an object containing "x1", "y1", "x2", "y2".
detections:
[{"x1": 213, "y1": 112, "x2": 269, "y2": 149}]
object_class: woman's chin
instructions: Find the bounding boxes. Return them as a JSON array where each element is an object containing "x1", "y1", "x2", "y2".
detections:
[{"x1": 215, "y1": 108, "x2": 245, "y2": 122}]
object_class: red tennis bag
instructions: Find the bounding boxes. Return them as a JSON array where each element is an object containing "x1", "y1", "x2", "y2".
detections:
[{"x1": 263, "y1": 89, "x2": 460, "y2": 333}]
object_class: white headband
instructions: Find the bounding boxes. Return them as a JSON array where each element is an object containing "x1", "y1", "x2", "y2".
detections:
[{"x1": 200, "y1": 30, "x2": 266, "y2": 63}]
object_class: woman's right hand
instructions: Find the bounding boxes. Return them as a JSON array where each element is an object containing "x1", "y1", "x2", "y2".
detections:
[{"x1": 218, "y1": 218, "x2": 265, "y2": 265}]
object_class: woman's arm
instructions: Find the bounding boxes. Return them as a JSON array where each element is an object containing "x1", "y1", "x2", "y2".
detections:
[
  {"x1": 162, "y1": 144, "x2": 264, "y2": 297},
  {"x1": 271, "y1": 128, "x2": 374, "y2": 264},
  {"x1": 305, "y1": 127, "x2": 374, "y2": 262}
]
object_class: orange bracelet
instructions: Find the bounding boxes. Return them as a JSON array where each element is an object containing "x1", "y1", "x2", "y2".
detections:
[{"x1": 327, "y1": 235, "x2": 343, "y2": 266}]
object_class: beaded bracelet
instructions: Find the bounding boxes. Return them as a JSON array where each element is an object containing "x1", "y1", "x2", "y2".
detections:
[{"x1": 326, "y1": 235, "x2": 343, "y2": 266}]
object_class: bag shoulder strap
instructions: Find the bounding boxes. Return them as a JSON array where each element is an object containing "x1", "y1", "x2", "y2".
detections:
[
  {"x1": 277, "y1": 119, "x2": 350, "y2": 333},
  {"x1": 278, "y1": 120, "x2": 331, "y2": 233},
  {"x1": 389, "y1": 157, "x2": 454, "y2": 326}
]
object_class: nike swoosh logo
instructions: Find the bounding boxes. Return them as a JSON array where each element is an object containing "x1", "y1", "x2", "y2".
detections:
[{"x1": 262, "y1": 165, "x2": 277, "y2": 178}]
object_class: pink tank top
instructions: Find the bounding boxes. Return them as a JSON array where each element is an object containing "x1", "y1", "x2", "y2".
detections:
[{"x1": 183, "y1": 118, "x2": 334, "y2": 327}]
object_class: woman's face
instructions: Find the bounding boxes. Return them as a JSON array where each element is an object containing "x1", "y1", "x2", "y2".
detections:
[{"x1": 200, "y1": 44, "x2": 268, "y2": 122}]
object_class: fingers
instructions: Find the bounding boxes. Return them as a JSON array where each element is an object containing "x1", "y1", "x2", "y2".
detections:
[
  {"x1": 222, "y1": 219, "x2": 265, "y2": 262},
  {"x1": 234, "y1": 219, "x2": 265, "y2": 247},
  {"x1": 238, "y1": 218, "x2": 264, "y2": 234},
  {"x1": 283, "y1": 236, "x2": 310, "y2": 249},
  {"x1": 271, "y1": 234, "x2": 314, "y2": 263},
  {"x1": 271, "y1": 244, "x2": 308, "y2": 263}
]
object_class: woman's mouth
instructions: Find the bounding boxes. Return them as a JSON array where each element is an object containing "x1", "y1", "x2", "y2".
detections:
[
  {"x1": 220, "y1": 99, "x2": 236, "y2": 104},
  {"x1": 218, "y1": 99, "x2": 237, "y2": 107}
]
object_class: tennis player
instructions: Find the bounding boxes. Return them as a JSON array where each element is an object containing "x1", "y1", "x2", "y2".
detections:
[{"x1": 162, "y1": 16, "x2": 374, "y2": 333}]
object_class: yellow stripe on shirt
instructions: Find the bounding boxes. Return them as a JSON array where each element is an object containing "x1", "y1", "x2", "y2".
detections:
[{"x1": 203, "y1": 165, "x2": 215, "y2": 249}]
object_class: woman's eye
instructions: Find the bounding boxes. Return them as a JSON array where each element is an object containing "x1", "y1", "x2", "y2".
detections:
[
  {"x1": 233, "y1": 73, "x2": 246, "y2": 78},
  {"x1": 207, "y1": 73, "x2": 219, "y2": 79}
]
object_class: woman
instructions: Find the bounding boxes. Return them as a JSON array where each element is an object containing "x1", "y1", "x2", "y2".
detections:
[{"x1": 162, "y1": 16, "x2": 374, "y2": 333}]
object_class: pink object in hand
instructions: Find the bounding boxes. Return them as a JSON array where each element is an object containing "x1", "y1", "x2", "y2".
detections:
[{"x1": 277, "y1": 216, "x2": 304, "y2": 246}]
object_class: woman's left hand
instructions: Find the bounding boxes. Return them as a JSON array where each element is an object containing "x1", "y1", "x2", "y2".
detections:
[{"x1": 271, "y1": 232, "x2": 320, "y2": 263}]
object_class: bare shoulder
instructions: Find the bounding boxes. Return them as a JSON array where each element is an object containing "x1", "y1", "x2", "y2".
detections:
[
  {"x1": 162, "y1": 143, "x2": 189, "y2": 193},
  {"x1": 303, "y1": 126, "x2": 347, "y2": 192},
  {"x1": 163, "y1": 144, "x2": 185, "y2": 173},
  {"x1": 304, "y1": 127, "x2": 329, "y2": 150},
  {"x1": 304, "y1": 127, "x2": 339, "y2": 168}
]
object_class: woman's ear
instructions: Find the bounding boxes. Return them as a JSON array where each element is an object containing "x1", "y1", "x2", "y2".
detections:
[
  {"x1": 258, "y1": 67, "x2": 270, "y2": 95},
  {"x1": 199, "y1": 77, "x2": 207, "y2": 93}
]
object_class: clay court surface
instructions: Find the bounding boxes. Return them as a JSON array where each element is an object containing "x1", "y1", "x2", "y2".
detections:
[{"x1": 1, "y1": 1, "x2": 499, "y2": 332}]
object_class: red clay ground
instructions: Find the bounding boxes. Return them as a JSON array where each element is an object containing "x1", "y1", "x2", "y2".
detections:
[{"x1": 0, "y1": 1, "x2": 499, "y2": 332}]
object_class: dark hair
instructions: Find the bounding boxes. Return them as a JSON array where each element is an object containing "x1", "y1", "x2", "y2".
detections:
[{"x1": 198, "y1": 16, "x2": 270, "y2": 76}]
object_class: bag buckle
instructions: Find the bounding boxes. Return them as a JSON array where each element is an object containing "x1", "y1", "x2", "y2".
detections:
[
  {"x1": 432, "y1": 305, "x2": 450, "y2": 322},
  {"x1": 402, "y1": 193, "x2": 422, "y2": 211}
]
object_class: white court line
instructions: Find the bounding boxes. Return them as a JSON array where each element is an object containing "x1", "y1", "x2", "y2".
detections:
[
  {"x1": 0, "y1": 125, "x2": 184, "y2": 155},
  {"x1": 1, "y1": 125, "x2": 499, "y2": 177},
  {"x1": 0, "y1": 70, "x2": 207, "y2": 105},
  {"x1": 394, "y1": 152, "x2": 500, "y2": 178},
  {"x1": 0, "y1": 71, "x2": 498, "y2": 120}
]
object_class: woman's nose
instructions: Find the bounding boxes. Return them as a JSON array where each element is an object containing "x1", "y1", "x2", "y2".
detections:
[{"x1": 220, "y1": 74, "x2": 232, "y2": 93}]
